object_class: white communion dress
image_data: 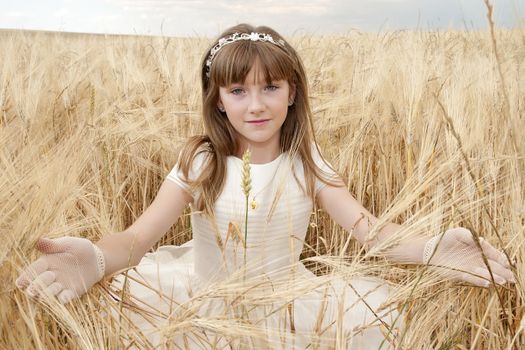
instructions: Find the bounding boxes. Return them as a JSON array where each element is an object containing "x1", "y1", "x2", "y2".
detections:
[{"x1": 112, "y1": 146, "x2": 402, "y2": 349}]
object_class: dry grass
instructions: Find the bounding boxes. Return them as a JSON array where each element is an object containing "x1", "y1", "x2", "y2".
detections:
[{"x1": 1, "y1": 24, "x2": 524, "y2": 349}]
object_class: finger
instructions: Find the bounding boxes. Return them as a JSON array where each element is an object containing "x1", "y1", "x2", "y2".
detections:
[
  {"x1": 458, "y1": 270, "x2": 499, "y2": 288},
  {"x1": 471, "y1": 267, "x2": 507, "y2": 286},
  {"x1": 41, "y1": 282, "x2": 64, "y2": 298},
  {"x1": 16, "y1": 259, "x2": 49, "y2": 289},
  {"x1": 479, "y1": 239, "x2": 510, "y2": 268},
  {"x1": 458, "y1": 271, "x2": 490, "y2": 288},
  {"x1": 454, "y1": 230, "x2": 487, "y2": 251},
  {"x1": 484, "y1": 258, "x2": 515, "y2": 283},
  {"x1": 36, "y1": 238, "x2": 68, "y2": 254},
  {"x1": 453, "y1": 230, "x2": 510, "y2": 268},
  {"x1": 27, "y1": 271, "x2": 56, "y2": 297},
  {"x1": 57, "y1": 289, "x2": 76, "y2": 304},
  {"x1": 449, "y1": 228, "x2": 473, "y2": 245}
]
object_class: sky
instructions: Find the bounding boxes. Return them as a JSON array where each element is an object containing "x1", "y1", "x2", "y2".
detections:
[{"x1": 0, "y1": 0, "x2": 523, "y2": 37}]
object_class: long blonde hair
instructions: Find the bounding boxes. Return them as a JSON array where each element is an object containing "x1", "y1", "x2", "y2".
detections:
[{"x1": 178, "y1": 23, "x2": 340, "y2": 216}]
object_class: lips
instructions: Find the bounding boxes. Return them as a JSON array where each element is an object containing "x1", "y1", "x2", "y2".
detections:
[{"x1": 246, "y1": 119, "x2": 270, "y2": 125}]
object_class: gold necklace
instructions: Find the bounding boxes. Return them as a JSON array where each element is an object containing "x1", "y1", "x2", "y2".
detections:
[
  {"x1": 251, "y1": 157, "x2": 283, "y2": 209},
  {"x1": 236, "y1": 155, "x2": 285, "y2": 210}
]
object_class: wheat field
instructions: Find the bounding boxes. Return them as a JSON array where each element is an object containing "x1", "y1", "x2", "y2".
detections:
[{"x1": 0, "y1": 22, "x2": 524, "y2": 349}]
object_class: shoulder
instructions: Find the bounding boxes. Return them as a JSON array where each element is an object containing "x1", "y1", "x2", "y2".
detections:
[
  {"x1": 166, "y1": 136, "x2": 212, "y2": 194},
  {"x1": 178, "y1": 136, "x2": 213, "y2": 170},
  {"x1": 307, "y1": 142, "x2": 342, "y2": 194},
  {"x1": 309, "y1": 142, "x2": 333, "y2": 171}
]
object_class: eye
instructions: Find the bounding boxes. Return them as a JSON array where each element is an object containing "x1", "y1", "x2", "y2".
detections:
[
  {"x1": 230, "y1": 88, "x2": 244, "y2": 95},
  {"x1": 265, "y1": 85, "x2": 279, "y2": 91}
]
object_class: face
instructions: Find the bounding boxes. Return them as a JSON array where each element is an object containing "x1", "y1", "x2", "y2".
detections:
[{"x1": 217, "y1": 61, "x2": 295, "y2": 155}]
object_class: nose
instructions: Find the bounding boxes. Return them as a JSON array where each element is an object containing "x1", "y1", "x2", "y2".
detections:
[{"x1": 248, "y1": 92, "x2": 265, "y2": 114}]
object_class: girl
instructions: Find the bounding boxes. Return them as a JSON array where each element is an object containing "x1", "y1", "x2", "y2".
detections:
[{"x1": 16, "y1": 24, "x2": 514, "y2": 349}]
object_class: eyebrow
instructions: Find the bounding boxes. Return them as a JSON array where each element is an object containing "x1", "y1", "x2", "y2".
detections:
[{"x1": 230, "y1": 78, "x2": 284, "y2": 86}]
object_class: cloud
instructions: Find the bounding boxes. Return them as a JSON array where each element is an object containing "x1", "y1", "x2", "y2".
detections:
[
  {"x1": 54, "y1": 8, "x2": 69, "y2": 18},
  {"x1": 108, "y1": 0, "x2": 330, "y2": 15},
  {"x1": 5, "y1": 11, "x2": 34, "y2": 18},
  {"x1": 220, "y1": 2, "x2": 330, "y2": 15},
  {"x1": 108, "y1": 0, "x2": 206, "y2": 12},
  {"x1": 94, "y1": 14, "x2": 123, "y2": 22},
  {"x1": 1, "y1": 0, "x2": 520, "y2": 37}
]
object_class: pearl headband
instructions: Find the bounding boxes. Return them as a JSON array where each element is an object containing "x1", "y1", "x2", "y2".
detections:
[{"x1": 205, "y1": 32, "x2": 286, "y2": 79}]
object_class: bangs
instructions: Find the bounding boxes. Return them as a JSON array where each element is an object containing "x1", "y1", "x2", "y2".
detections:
[{"x1": 211, "y1": 41, "x2": 294, "y2": 86}]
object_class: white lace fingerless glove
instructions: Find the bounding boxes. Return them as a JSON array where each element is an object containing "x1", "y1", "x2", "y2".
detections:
[
  {"x1": 16, "y1": 237, "x2": 107, "y2": 304},
  {"x1": 420, "y1": 228, "x2": 514, "y2": 287},
  {"x1": 423, "y1": 233, "x2": 489, "y2": 264}
]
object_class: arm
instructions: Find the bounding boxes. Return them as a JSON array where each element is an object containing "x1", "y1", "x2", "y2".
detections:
[
  {"x1": 316, "y1": 182, "x2": 427, "y2": 264},
  {"x1": 16, "y1": 178, "x2": 192, "y2": 303},
  {"x1": 316, "y1": 182, "x2": 515, "y2": 287},
  {"x1": 96, "y1": 178, "x2": 193, "y2": 276}
]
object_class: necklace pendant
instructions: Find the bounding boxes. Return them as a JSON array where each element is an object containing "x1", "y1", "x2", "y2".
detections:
[{"x1": 250, "y1": 198, "x2": 257, "y2": 210}]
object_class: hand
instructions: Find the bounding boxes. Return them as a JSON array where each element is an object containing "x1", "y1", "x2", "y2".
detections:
[
  {"x1": 16, "y1": 237, "x2": 105, "y2": 304},
  {"x1": 423, "y1": 228, "x2": 515, "y2": 288}
]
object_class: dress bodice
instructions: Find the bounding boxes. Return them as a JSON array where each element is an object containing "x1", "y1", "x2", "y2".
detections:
[
  {"x1": 167, "y1": 146, "x2": 336, "y2": 282},
  {"x1": 190, "y1": 154, "x2": 314, "y2": 281}
]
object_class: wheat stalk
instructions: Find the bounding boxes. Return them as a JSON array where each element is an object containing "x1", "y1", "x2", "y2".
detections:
[{"x1": 241, "y1": 149, "x2": 252, "y2": 267}]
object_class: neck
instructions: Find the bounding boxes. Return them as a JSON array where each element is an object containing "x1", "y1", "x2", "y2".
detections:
[{"x1": 236, "y1": 141, "x2": 281, "y2": 164}]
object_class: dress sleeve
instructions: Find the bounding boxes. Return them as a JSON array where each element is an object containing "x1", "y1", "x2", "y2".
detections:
[
  {"x1": 166, "y1": 150, "x2": 208, "y2": 197},
  {"x1": 311, "y1": 143, "x2": 339, "y2": 195}
]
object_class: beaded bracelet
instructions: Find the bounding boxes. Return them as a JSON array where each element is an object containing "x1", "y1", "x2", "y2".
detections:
[{"x1": 92, "y1": 244, "x2": 106, "y2": 280}]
